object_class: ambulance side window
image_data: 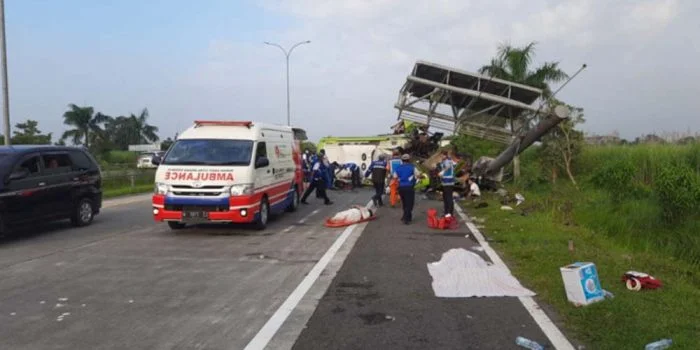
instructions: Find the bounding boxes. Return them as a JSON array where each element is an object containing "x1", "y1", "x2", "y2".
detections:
[{"x1": 255, "y1": 142, "x2": 268, "y2": 168}]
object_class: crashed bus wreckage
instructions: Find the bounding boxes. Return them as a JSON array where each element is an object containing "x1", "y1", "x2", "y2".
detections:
[{"x1": 394, "y1": 60, "x2": 571, "y2": 183}]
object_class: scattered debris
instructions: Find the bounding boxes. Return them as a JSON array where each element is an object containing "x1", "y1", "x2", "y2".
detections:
[
  {"x1": 644, "y1": 338, "x2": 672, "y2": 350},
  {"x1": 471, "y1": 246, "x2": 485, "y2": 252},
  {"x1": 622, "y1": 271, "x2": 662, "y2": 291},
  {"x1": 568, "y1": 240, "x2": 575, "y2": 253},
  {"x1": 259, "y1": 254, "x2": 265, "y2": 259},
  {"x1": 500, "y1": 205, "x2": 513, "y2": 211},
  {"x1": 560, "y1": 262, "x2": 605, "y2": 306},
  {"x1": 496, "y1": 188, "x2": 508, "y2": 197},
  {"x1": 358, "y1": 312, "x2": 393, "y2": 325},
  {"x1": 128, "y1": 300, "x2": 134, "y2": 304},
  {"x1": 603, "y1": 290, "x2": 615, "y2": 299},
  {"x1": 385, "y1": 315, "x2": 396, "y2": 321},
  {"x1": 466, "y1": 314, "x2": 473, "y2": 319},
  {"x1": 55, "y1": 303, "x2": 65, "y2": 308},
  {"x1": 472, "y1": 217, "x2": 486, "y2": 224},
  {"x1": 81, "y1": 304, "x2": 86, "y2": 307},
  {"x1": 10, "y1": 312, "x2": 16, "y2": 316},
  {"x1": 515, "y1": 336, "x2": 544, "y2": 350},
  {"x1": 39, "y1": 301, "x2": 45, "y2": 305},
  {"x1": 515, "y1": 193, "x2": 525, "y2": 206},
  {"x1": 58, "y1": 298, "x2": 68, "y2": 302}
]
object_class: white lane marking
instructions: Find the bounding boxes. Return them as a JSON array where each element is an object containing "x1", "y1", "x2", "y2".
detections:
[
  {"x1": 298, "y1": 209, "x2": 320, "y2": 224},
  {"x1": 244, "y1": 200, "x2": 372, "y2": 350},
  {"x1": 455, "y1": 205, "x2": 575, "y2": 350}
]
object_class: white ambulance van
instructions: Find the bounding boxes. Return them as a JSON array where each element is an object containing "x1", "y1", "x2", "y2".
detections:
[{"x1": 152, "y1": 120, "x2": 306, "y2": 230}]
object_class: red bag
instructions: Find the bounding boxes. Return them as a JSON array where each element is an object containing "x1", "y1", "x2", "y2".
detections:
[{"x1": 427, "y1": 209, "x2": 439, "y2": 228}]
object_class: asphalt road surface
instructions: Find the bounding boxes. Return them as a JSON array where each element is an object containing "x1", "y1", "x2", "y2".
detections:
[
  {"x1": 0, "y1": 190, "x2": 371, "y2": 350},
  {"x1": 0, "y1": 189, "x2": 575, "y2": 350}
]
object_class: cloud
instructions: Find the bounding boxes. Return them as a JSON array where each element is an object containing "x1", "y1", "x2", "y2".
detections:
[{"x1": 185, "y1": 0, "x2": 698, "y2": 140}]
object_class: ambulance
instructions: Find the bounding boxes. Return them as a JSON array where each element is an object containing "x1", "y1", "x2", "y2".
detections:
[{"x1": 151, "y1": 120, "x2": 306, "y2": 230}]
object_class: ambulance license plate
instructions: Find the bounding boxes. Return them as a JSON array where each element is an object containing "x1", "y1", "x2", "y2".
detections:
[{"x1": 182, "y1": 211, "x2": 209, "y2": 221}]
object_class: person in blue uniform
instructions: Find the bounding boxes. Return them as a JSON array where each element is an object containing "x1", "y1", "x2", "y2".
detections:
[
  {"x1": 437, "y1": 151, "x2": 456, "y2": 216},
  {"x1": 341, "y1": 162, "x2": 361, "y2": 189},
  {"x1": 301, "y1": 155, "x2": 333, "y2": 205},
  {"x1": 365, "y1": 154, "x2": 388, "y2": 207},
  {"x1": 393, "y1": 154, "x2": 420, "y2": 224}
]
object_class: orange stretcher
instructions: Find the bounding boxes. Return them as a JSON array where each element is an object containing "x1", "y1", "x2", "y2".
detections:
[{"x1": 324, "y1": 206, "x2": 378, "y2": 228}]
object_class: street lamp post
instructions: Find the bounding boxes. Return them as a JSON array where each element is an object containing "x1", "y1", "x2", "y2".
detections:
[
  {"x1": 0, "y1": 0, "x2": 10, "y2": 145},
  {"x1": 264, "y1": 40, "x2": 310, "y2": 126}
]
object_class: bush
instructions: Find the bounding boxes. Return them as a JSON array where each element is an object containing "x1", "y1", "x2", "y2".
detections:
[
  {"x1": 654, "y1": 164, "x2": 700, "y2": 223},
  {"x1": 591, "y1": 159, "x2": 637, "y2": 203}
]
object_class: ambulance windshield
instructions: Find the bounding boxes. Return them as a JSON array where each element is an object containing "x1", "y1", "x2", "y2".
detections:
[{"x1": 162, "y1": 139, "x2": 254, "y2": 166}]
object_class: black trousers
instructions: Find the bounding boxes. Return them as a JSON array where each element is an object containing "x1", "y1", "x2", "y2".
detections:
[
  {"x1": 398, "y1": 186, "x2": 415, "y2": 222},
  {"x1": 351, "y1": 169, "x2": 361, "y2": 188},
  {"x1": 442, "y1": 185, "x2": 454, "y2": 215},
  {"x1": 372, "y1": 180, "x2": 385, "y2": 205},
  {"x1": 303, "y1": 178, "x2": 330, "y2": 203}
]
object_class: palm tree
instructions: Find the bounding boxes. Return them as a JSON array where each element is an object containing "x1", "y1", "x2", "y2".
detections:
[
  {"x1": 60, "y1": 104, "x2": 110, "y2": 149},
  {"x1": 479, "y1": 42, "x2": 568, "y2": 97},
  {"x1": 129, "y1": 108, "x2": 159, "y2": 144},
  {"x1": 103, "y1": 108, "x2": 159, "y2": 150}
]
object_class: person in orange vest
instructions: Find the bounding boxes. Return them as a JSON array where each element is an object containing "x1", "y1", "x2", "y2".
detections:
[{"x1": 387, "y1": 150, "x2": 402, "y2": 207}]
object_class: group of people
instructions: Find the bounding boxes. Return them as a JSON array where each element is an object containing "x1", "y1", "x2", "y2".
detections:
[{"x1": 301, "y1": 147, "x2": 481, "y2": 225}]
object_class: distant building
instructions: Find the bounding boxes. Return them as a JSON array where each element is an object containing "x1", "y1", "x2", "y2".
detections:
[{"x1": 585, "y1": 134, "x2": 621, "y2": 145}]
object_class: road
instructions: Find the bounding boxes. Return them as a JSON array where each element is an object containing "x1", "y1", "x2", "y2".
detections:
[
  {"x1": 0, "y1": 189, "x2": 576, "y2": 350},
  {"x1": 0, "y1": 190, "x2": 370, "y2": 350}
]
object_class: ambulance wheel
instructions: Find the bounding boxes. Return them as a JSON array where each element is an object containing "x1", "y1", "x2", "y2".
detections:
[
  {"x1": 168, "y1": 222, "x2": 186, "y2": 230},
  {"x1": 286, "y1": 186, "x2": 299, "y2": 212},
  {"x1": 255, "y1": 197, "x2": 270, "y2": 230}
]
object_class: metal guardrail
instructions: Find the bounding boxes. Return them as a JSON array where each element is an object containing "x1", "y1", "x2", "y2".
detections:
[{"x1": 102, "y1": 168, "x2": 156, "y2": 190}]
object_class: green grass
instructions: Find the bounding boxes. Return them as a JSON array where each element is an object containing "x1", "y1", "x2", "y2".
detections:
[
  {"x1": 102, "y1": 169, "x2": 155, "y2": 199},
  {"x1": 463, "y1": 185, "x2": 700, "y2": 349},
  {"x1": 104, "y1": 184, "x2": 154, "y2": 198}
]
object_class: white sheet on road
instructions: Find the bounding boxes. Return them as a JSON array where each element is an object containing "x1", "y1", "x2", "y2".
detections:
[{"x1": 427, "y1": 248, "x2": 536, "y2": 298}]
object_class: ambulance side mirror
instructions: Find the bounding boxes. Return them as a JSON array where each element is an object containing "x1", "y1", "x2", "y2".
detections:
[{"x1": 255, "y1": 157, "x2": 269, "y2": 168}]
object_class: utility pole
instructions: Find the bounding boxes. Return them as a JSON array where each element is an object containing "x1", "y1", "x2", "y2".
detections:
[
  {"x1": 0, "y1": 0, "x2": 10, "y2": 145},
  {"x1": 264, "y1": 40, "x2": 310, "y2": 126}
]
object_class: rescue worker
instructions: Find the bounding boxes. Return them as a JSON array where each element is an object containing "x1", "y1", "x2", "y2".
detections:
[
  {"x1": 437, "y1": 151, "x2": 456, "y2": 216},
  {"x1": 319, "y1": 149, "x2": 333, "y2": 190},
  {"x1": 393, "y1": 154, "x2": 420, "y2": 224},
  {"x1": 387, "y1": 151, "x2": 402, "y2": 207},
  {"x1": 301, "y1": 155, "x2": 333, "y2": 205},
  {"x1": 341, "y1": 162, "x2": 361, "y2": 189},
  {"x1": 364, "y1": 154, "x2": 388, "y2": 207}
]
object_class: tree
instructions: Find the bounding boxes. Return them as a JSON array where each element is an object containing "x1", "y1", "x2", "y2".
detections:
[
  {"x1": 301, "y1": 141, "x2": 317, "y2": 154},
  {"x1": 479, "y1": 42, "x2": 569, "y2": 97},
  {"x1": 540, "y1": 102, "x2": 586, "y2": 188},
  {"x1": 11, "y1": 120, "x2": 52, "y2": 144},
  {"x1": 104, "y1": 108, "x2": 159, "y2": 150},
  {"x1": 161, "y1": 137, "x2": 174, "y2": 151},
  {"x1": 60, "y1": 104, "x2": 110, "y2": 149}
]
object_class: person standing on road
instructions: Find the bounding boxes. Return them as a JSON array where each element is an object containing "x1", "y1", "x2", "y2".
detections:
[
  {"x1": 393, "y1": 154, "x2": 420, "y2": 224},
  {"x1": 365, "y1": 154, "x2": 388, "y2": 207},
  {"x1": 437, "y1": 151, "x2": 456, "y2": 216},
  {"x1": 387, "y1": 151, "x2": 402, "y2": 207},
  {"x1": 301, "y1": 155, "x2": 333, "y2": 205}
]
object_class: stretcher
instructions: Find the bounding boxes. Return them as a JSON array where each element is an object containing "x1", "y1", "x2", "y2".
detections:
[{"x1": 324, "y1": 205, "x2": 377, "y2": 228}]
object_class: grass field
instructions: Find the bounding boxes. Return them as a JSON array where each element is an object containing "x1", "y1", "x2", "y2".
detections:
[
  {"x1": 461, "y1": 142, "x2": 700, "y2": 349},
  {"x1": 102, "y1": 169, "x2": 155, "y2": 198}
]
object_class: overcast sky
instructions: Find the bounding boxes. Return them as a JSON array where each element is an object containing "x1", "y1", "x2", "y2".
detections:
[{"x1": 5, "y1": 0, "x2": 699, "y2": 142}]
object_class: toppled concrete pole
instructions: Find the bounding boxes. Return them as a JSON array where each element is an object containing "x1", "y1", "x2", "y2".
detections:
[{"x1": 478, "y1": 104, "x2": 570, "y2": 176}]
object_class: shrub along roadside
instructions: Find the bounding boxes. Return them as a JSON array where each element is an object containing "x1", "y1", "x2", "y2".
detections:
[{"x1": 463, "y1": 186, "x2": 700, "y2": 349}]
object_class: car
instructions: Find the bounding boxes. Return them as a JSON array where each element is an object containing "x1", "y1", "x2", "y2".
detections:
[
  {"x1": 151, "y1": 120, "x2": 307, "y2": 230},
  {"x1": 0, "y1": 145, "x2": 102, "y2": 235},
  {"x1": 136, "y1": 151, "x2": 164, "y2": 169}
]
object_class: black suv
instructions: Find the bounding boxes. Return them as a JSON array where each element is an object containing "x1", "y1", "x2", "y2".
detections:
[{"x1": 0, "y1": 145, "x2": 102, "y2": 235}]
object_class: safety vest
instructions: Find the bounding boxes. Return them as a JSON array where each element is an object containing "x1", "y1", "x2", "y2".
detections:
[
  {"x1": 440, "y1": 158, "x2": 455, "y2": 185},
  {"x1": 365, "y1": 160, "x2": 387, "y2": 182},
  {"x1": 388, "y1": 158, "x2": 402, "y2": 176}
]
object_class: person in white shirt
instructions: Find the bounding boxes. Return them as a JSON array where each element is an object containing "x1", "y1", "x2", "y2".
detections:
[{"x1": 467, "y1": 178, "x2": 481, "y2": 200}]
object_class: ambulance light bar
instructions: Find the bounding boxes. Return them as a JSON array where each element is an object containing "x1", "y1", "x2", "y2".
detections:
[{"x1": 193, "y1": 120, "x2": 253, "y2": 128}]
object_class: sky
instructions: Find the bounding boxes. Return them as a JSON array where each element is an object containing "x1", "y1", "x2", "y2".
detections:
[{"x1": 4, "y1": 0, "x2": 700, "y2": 143}]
